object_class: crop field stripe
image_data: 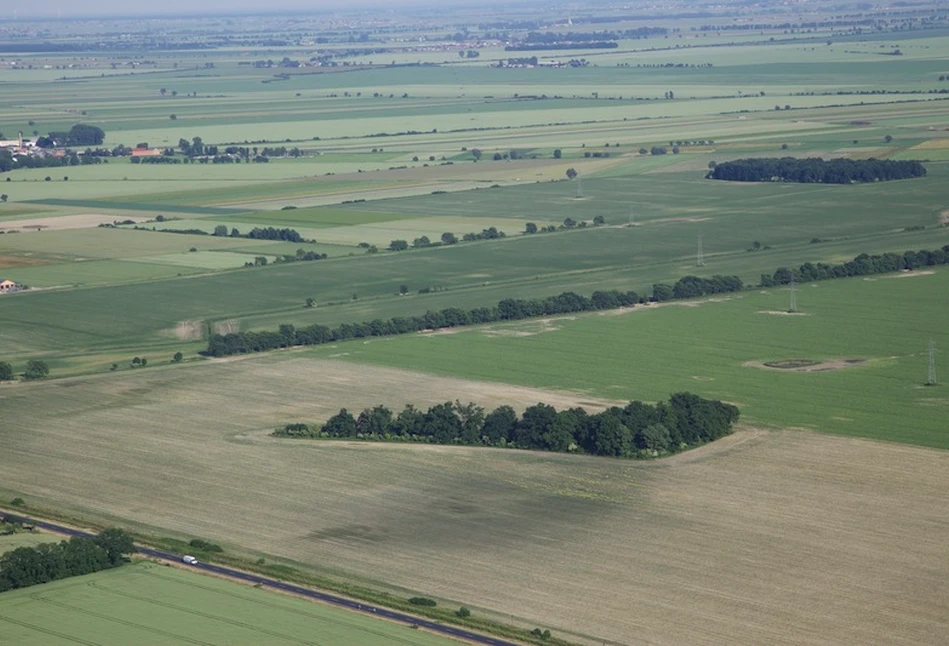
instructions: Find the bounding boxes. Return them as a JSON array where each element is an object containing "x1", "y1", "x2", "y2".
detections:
[
  {"x1": 0, "y1": 562, "x2": 457, "y2": 646},
  {"x1": 84, "y1": 582, "x2": 321, "y2": 645},
  {"x1": 125, "y1": 570, "x2": 438, "y2": 645},
  {"x1": 24, "y1": 199, "x2": 251, "y2": 216},
  {"x1": 0, "y1": 613, "x2": 103, "y2": 646},
  {"x1": 21, "y1": 593, "x2": 220, "y2": 646}
]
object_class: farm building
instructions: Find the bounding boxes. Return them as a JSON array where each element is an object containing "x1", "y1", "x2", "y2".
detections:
[{"x1": 0, "y1": 279, "x2": 22, "y2": 293}]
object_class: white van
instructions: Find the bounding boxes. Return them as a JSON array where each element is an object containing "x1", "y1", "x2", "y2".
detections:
[{"x1": 182, "y1": 555, "x2": 198, "y2": 565}]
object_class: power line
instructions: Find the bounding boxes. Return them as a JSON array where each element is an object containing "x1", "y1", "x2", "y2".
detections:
[
  {"x1": 927, "y1": 339, "x2": 937, "y2": 386},
  {"x1": 789, "y1": 273, "x2": 797, "y2": 313}
]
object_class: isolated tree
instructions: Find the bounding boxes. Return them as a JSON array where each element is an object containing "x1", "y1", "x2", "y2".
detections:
[
  {"x1": 212, "y1": 224, "x2": 228, "y2": 236},
  {"x1": 0, "y1": 361, "x2": 13, "y2": 381},
  {"x1": 169, "y1": 114, "x2": 177, "y2": 120},
  {"x1": 884, "y1": 134, "x2": 893, "y2": 143},
  {"x1": 305, "y1": 297, "x2": 315, "y2": 308},
  {"x1": 388, "y1": 239, "x2": 408, "y2": 251},
  {"x1": 639, "y1": 147, "x2": 647, "y2": 154},
  {"x1": 525, "y1": 222, "x2": 538, "y2": 234},
  {"x1": 160, "y1": 88, "x2": 167, "y2": 96},
  {"x1": 553, "y1": 149, "x2": 562, "y2": 159},
  {"x1": 399, "y1": 284, "x2": 409, "y2": 295},
  {"x1": 471, "y1": 148, "x2": 482, "y2": 161},
  {"x1": 440, "y1": 232, "x2": 458, "y2": 245},
  {"x1": 173, "y1": 352, "x2": 183, "y2": 363},
  {"x1": 0, "y1": 194, "x2": 7, "y2": 202},
  {"x1": 171, "y1": 90, "x2": 178, "y2": 98},
  {"x1": 565, "y1": 167, "x2": 578, "y2": 180},
  {"x1": 131, "y1": 357, "x2": 142, "y2": 366},
  {"x1": 23, "y1": 360, "x2": 49, "y2": 380},
  {"x1": 562, "y1": 217, "x2": 577, "y2": 229},
  {"x1": 593, "y1": 215, "x2": 606, "y2": 226}
]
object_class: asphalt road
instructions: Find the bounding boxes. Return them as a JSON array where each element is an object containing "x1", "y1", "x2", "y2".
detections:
[{"x1": 22, "y1": 516, "x2": 520, "y2": 646}]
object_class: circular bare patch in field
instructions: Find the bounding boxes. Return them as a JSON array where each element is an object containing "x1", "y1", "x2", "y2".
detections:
[
  {"x1": 886, "y1": 270, "x2": 935, "y2": 279},
  {"x1": 743, "y1": 358, "x2": 866, "y2": 372},
  {"x1": 757, "y1": 310, "x2": 812, "y2": 316},
  {"x1": 165, "y1": 319, "x2": 204, "y2": 341}
]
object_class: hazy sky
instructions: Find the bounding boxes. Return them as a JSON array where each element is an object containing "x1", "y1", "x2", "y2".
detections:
[{"x1": 14, "y1": 0, "x2": 459, "y2": 17}]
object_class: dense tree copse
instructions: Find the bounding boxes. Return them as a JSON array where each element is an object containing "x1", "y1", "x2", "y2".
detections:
[
  {"x1": 760, "y1": 245, "x2": 949, "y2": 287},
  {"x1": 247, "y1": 227, "x2": 305, "y2": 243},
  {"x1": 0, "y1": 527, "x2": 134, "y2": 593},
  {"x1": 273, "y1": 394, "x2": 739, "y2": 458},
  {"x1": 707, "y1": 157, "x2": 925, "y2": 184}
]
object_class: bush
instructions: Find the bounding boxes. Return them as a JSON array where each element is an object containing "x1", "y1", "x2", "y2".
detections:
[
  {"x1": 456, "y1": 606, "x2": 471, "y2": 618},
  {"x1": 188, "y1": 538, "x2": 223, "y2": 553},
  {"x1": 409, "y1": 597, "x2": 437, "y2": 607},
  {"x1": 10, "y1": 498, "x2": 25, "y2": 507}
]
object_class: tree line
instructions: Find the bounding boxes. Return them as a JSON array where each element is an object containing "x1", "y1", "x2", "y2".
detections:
[
  {"x1": 0, "y1": 149, "x2": 103, "y2": 173},
  {"x1": 0, "y1": 524, "x2": 135, "y2": 593},
  {"x1": 0, "y1": 360, "x2": 49, "y2": 381},
  {"x1": 274, "y1": 393, "x2": 739, "y2": 458},
  {"x1": 36, "y1": 124, "x2": 106, "y2": 147},
  {"x1": 204, "y1": 242, "x2": 948, "y2": 359},
  {"x1": 760, "y1": 245, "x2": 949, "y2": 286},
  {"x1": 707, "y1": 157, "x2": 926, "y2": 184},
  {"x1": 140, "y1": 225, "x2": 310, "y2": 244},
  {"x1": 206, "y1": 274, "x2": 745, "y2": 357}
]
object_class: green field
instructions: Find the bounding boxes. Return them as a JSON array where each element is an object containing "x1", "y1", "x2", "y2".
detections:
[
  {"x1": 0, "y1": 562, "x2": 455, "y2": 645},
  {"x1": 312, "y1": 269, "x2": 949, "y2": 449},
  {"x1": 0, "y1": 531, "x2": 60, "y2": 553}
]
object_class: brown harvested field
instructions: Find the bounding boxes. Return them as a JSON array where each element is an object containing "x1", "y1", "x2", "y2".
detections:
[
  {"x1": 0, "y1": 212, "x2": 148, "y2": 232},
  {"x1": 1, "y1": 356, "x2": 947, "y2": 645},
  {"x1": 0, "y1": 253, "x2": 50, "y2": 269}
]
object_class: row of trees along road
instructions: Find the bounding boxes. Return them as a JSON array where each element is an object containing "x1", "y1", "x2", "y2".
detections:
[
  {"x1": 761, "y1": 244, "x2": 949, "y2": 286},
  {"x1": 275, "y1": 393, "x2": 740, "y2": 458},
  {"x1": 207, "y1": 274, "x2": 745, "y2": 357},
  {"x1": 707, "y1": 157, "x2": 925, "y2": 183},
  {"x1": 0, "y1": 525, "x2": 135, "y2": 593}
]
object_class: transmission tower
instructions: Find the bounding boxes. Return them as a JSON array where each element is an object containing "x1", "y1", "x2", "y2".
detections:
[
  {"x1": 927, "y1": 339, "x2": 937, "y2": 386},
  {"x1": 696, "y1": 234, "x2": 705, "y2": 267},
  {"x1": 788, "y1": 273, "x2": 798, "y2": 313}
]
